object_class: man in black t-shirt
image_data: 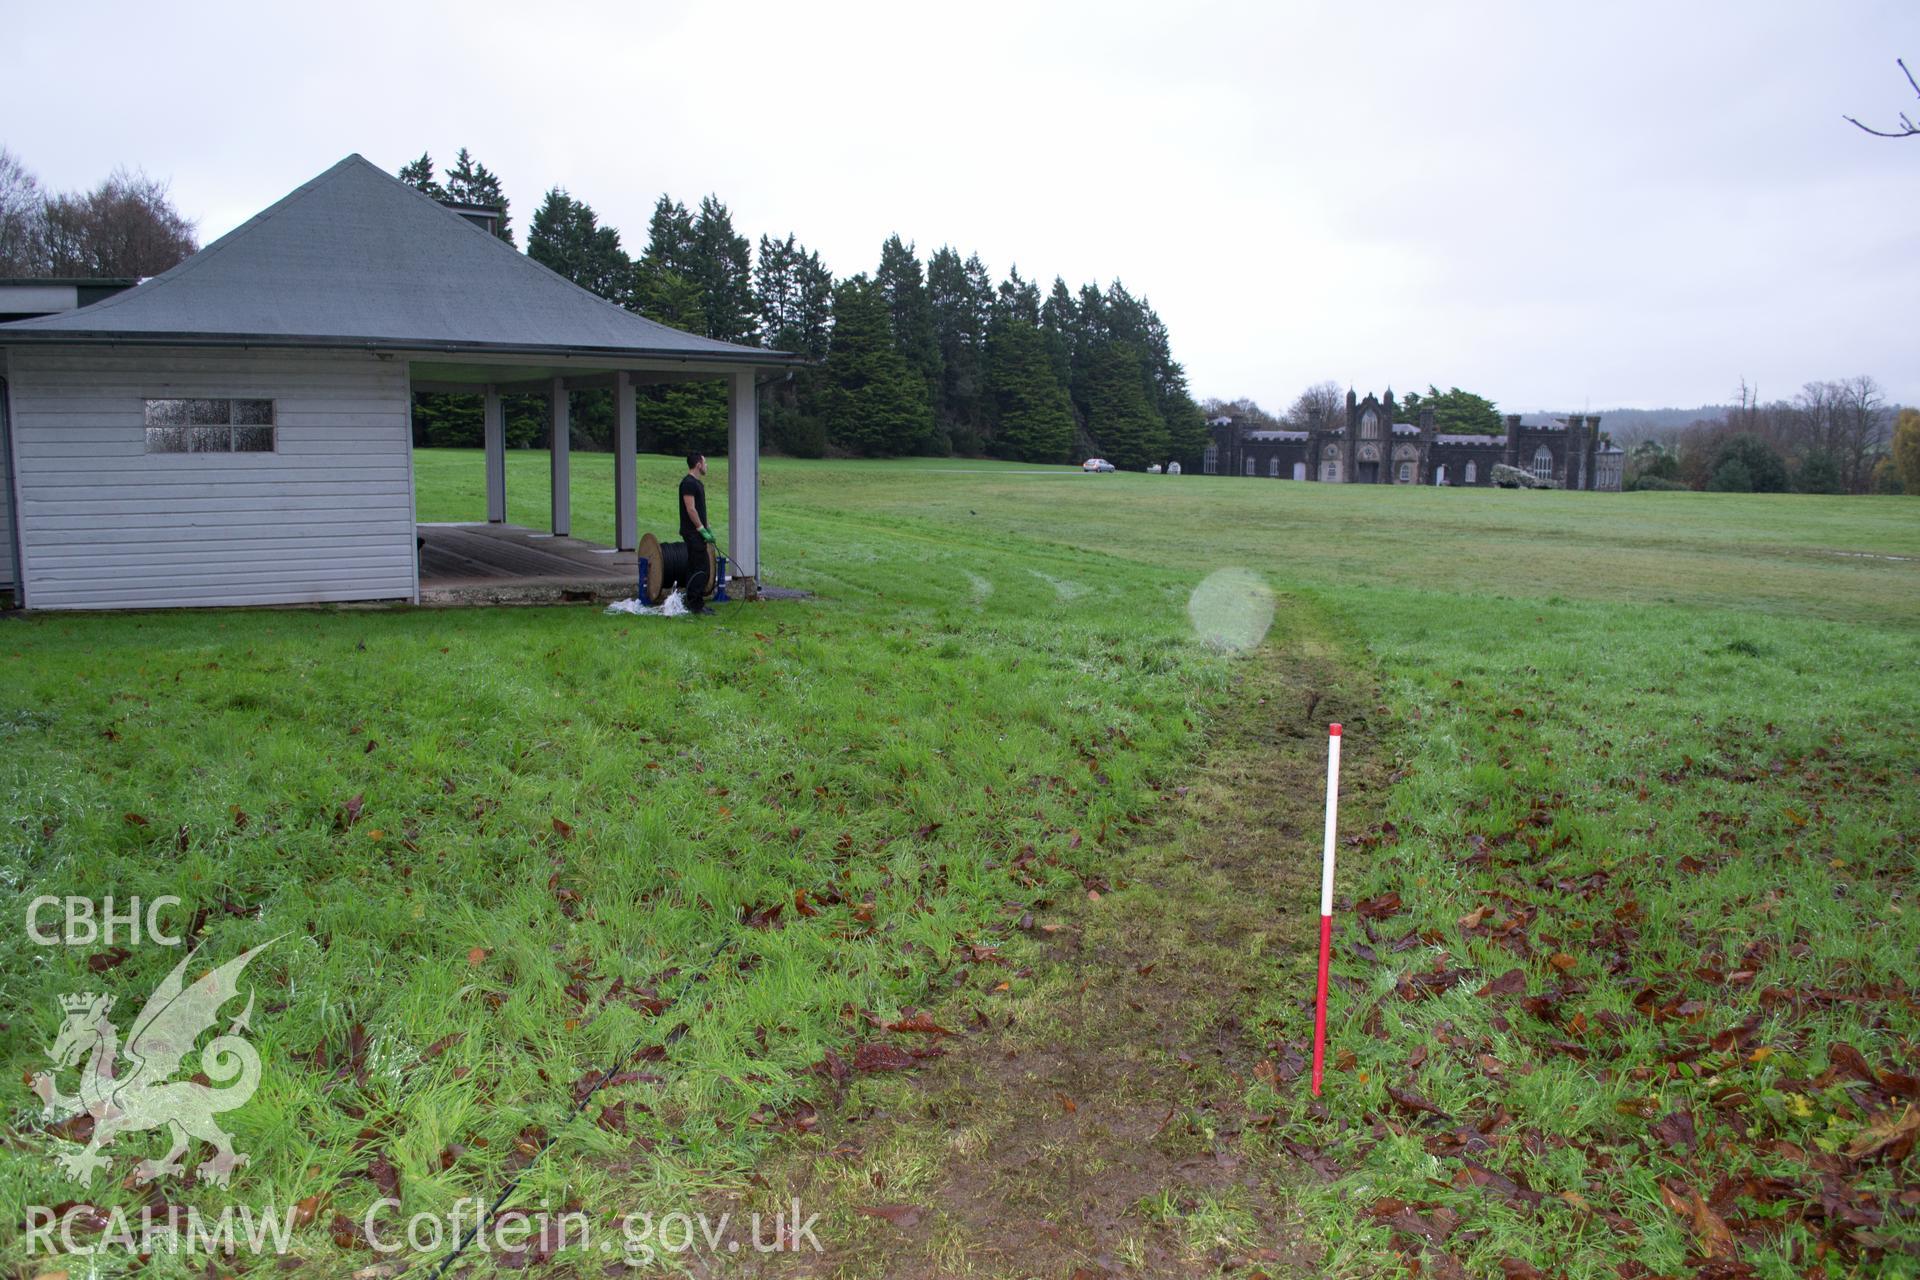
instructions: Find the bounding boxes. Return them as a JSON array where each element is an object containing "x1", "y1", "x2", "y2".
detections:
[{"x1": 678, "y1": 452, "x2": 714, "y2": 612}]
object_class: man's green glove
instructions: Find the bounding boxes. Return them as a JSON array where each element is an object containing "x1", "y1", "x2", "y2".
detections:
[{"x1": 699, "y1": 527, "x2": 716, "y2": 544}]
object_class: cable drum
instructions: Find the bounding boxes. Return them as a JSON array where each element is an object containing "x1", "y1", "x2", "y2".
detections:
[{"x1": 637, "y1": 532, "x2": 716, "y2": 602}]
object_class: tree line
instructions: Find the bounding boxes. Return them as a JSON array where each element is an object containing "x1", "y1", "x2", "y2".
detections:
[
  {"x1": 1624, "y1": 377, "x2": 1906, "y2": 494},
  {"x1": 0, "y1": 148, "x2": 198, "y2": 278},
  {"x1": 398, "y1": 149, "x2": 1207, "y2": 468}
]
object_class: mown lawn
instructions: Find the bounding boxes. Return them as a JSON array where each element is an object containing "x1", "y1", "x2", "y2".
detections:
[{"x1": 4, "y1": 452, "x2": 1916, "y2": 1278}]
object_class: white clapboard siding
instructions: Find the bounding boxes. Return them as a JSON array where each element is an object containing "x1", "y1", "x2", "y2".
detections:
[{"x1": 8, "y1": 346, "x2": 416, "y2": 610}]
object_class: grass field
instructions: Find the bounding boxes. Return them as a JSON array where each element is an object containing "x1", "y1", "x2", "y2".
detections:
[{"x1": 4, "y1": 451, "x2": 1916, "y2": 1278}]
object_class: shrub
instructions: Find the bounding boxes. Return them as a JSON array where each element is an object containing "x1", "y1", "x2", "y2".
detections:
[
  {"x1": 1630, "y1": 476, "x2": 1687, "y2": 492},
  {"x1": 1709, "y1": 434, "x2": 1788, "y2": 493},
  {"x1": 1795, "y1": 450, "x2": 1844, "y2": 494},
  {"x1": 1872, "y1": 457, "x2": 1905, "y2": 495},
  {"x1": 1709, "y1": 458, "x2": 1755, "y2": 493}
]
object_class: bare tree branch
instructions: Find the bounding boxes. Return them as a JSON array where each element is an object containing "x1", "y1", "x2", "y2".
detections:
[{"x1": 1844, "y1": 57, "x2": 1920, "y2": 138}]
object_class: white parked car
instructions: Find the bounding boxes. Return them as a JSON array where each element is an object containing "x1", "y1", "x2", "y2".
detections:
[
  {"x1": 1082, "y1": 457, "x2": 1117, "y2": 472},
  {"x1": 1147, "y1": 463, "x2": 1162, "y2": 474},
  {"x1": 1167, "y1": 461, "x2": 1181, "y2": 475}
]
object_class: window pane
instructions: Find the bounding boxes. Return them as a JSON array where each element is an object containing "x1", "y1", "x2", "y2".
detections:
[
  {"x1": 234, "y1": 399, "x2": 274, "y2": 425},
  {"x1": 146, "y1": 425, "x2": 189, "y2": 452},
  {"x1": 144, "y1": 399, "x2": 187, "y2": 426},
  {"x1": 233, "y1": 426, "x2": 274, "y2": 452},
  {"x1": 190, "y1": 425, "x2": 231, "y2": 452},
  {"x1": 188, "y1": 398, "x2": 230, "y2": 425}
]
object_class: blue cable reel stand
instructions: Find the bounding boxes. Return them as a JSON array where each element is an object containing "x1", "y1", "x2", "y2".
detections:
[{"x1": 635, "y1": 531, "x2": 730, "y2": 607}]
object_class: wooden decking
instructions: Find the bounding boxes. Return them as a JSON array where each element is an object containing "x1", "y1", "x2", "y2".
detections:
[{"x1": 417, "y1": 523, "x2": 636, "y2": 605}]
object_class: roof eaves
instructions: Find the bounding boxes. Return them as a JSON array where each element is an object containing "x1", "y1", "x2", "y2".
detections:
[{"x1": 0, "y1": 328, "x2": 809, "y2": 364}]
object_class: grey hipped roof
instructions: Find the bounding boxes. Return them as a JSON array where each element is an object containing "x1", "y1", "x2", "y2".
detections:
[{"x1": 0, "y1": 155, "x2": 800, "y2": 366}]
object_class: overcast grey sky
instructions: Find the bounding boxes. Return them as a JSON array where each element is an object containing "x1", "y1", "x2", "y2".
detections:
[{"x1": 6, "y1": 0, "x2": 1914, "y2": 411}]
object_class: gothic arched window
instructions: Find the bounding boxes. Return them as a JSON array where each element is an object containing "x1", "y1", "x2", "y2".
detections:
[
  {"x1": 1465, "y1": 461, "x2": 1477, "y2": 484},
  {"x1": 1532, "y1": 445, "x2": 1554, "y2": 481},
  {"x1": 1360, "y1": 410, "x2": 1380, "y2": 440},
  {"x1": 1203, "y1": 443, "x2": 1217, "y2": 474},
  {"x1": 1269, "y1": 456, "x2": 1281, "y2": 477},
  {"x1": 1245, "y1": 457, "x2": 1255, "y2": 476}
]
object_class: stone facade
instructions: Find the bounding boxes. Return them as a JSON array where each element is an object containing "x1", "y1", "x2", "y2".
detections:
[{"x1": 1203, "y1": 390, "x2": 1624, "y2": 491}]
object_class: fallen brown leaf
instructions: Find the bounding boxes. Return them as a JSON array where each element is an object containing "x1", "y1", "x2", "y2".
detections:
[
  {"x1": 886, "y1": 1012, "x2": 953, "y2": 1036},
  {"x1": 1477, "y1": 969, "x2": 1526, "y2": 998},
  {"x1": 852, "y1": 1042, "x2": 940, "y2": 1073},
  {"x1": 855, "y1": 1204, "x2": 924, "y2": 1228},
  {"x1": 1387, "y1": 1084, "x2": 1452, "y2": 1121},
  {"x1": 1845, "y1": 1105, "x2": 1920, "y2": 1162},
  {"x1": 1650, "y1": 1107, "x2": 1696, "y2": 1151},
  {"x1": 1356, "y1": 891, "x2": 1403, "y2": 920},
  {"x1": 1659, "y1": 1180, "x2": 1735, "y2": 1259}
]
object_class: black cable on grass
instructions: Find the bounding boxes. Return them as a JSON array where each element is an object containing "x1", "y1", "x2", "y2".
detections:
[{"x1": 426, "y1": 931, "x2": 739, "y2": 1280}]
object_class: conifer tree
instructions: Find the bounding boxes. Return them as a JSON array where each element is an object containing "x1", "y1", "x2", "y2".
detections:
[
  {"x1": 928, "y1": 247, "x2": 994, "y2": 451},
  {"x1": 823, "y1": 275, "x2": 935, "y2": 456},
  {"x1": 1396, "y1": 386, "x2": 1502, "y2": 435},
  {"x1": 623, "y1": 194, "x2": 714, "y2": 452},
  {"x1": 690, "y1": 195, "x2": 756, "y2": 344},
  {"x1": 645, "y1": 196, "x2": 697, "y2": 269},
  {"x1": 1040, "y1": 278, "x2": 1081, "y2": 417},
  {"x1": 442, "y1": 148, "x2": 513, "y2": 244},
  {"x1": 1081, "y1": 341, "x2": 1168, "y2": 469},
  {"x1": 527, "y1": 188, "x2": 629, "y2": 300},
  {"x1": 986, "y1": 313, "x2": 1075, "y2": 463},
  {"x1": 630, "y1": 196, "x2": 703, "y2": 331},
  {"x1": 397, "y1": 152, "x2": 443, "y2": 199},
  {"x1": 876, "y1": 236, "x2": 941, "y2": 401},
  {"x1": 995, "y1": 266, "x2": 1041, "y2": 325},
  {"x1": 754, "y1": 233, "x2": 834, "y2": 456}
]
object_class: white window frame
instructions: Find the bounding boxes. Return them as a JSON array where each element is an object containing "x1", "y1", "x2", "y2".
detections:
[
  {"x1": 1465, "y1": 461, "x2": 1477, "y2": 484},
  {"x1": 1531, "y1": 445, "x2": 1554, "y2": 481},
  {"x1": 145, "y1": 398, "x2": 277, "y2": 454}
]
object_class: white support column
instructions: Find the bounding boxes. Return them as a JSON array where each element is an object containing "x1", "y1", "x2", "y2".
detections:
[
  {"x1": 727, "y1": 370, "x2": 759, "y2": 587},
  {"x1": 613, "y1": 371, "x2": 637, "y2": 551},
  {"x1": 549, "y1": 377, "x2": 570, "y2": 537},
  {"x1": 483, "y1": 385, "x2": 506, "y2": 523}
]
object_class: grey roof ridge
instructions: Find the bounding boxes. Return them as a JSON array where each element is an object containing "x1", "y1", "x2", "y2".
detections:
[
  {"x1": 3, "y1": 155, "x2": 364, "y2": 329},
  {"x1": 351, "y1": 155, "x2": 762, "y2": 357},
  {"x1": 0, "y1": 153, "x2": 801, "y2": 363}
]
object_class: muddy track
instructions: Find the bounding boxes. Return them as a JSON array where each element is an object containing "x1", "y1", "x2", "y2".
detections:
[{"x1": 702, "y1": 608, "x2": 1385, "y2": 1279}]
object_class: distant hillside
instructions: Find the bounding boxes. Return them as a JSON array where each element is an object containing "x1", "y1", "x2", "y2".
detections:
[{"x1": 1525, "y1": 406, "x2": 1731, "y2": 444}]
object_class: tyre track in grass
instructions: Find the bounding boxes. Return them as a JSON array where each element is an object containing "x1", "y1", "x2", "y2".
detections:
[{"x1": 701, "y1": 603, "x2": 1384, "y2": 1279}]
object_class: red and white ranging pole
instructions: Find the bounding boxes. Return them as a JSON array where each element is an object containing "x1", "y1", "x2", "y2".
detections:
[{"x1": 1311, "y1": 723, "x2": 1341, "y2": 1097}]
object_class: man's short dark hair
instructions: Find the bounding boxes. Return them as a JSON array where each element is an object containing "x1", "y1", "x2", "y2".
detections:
[{"x1": 687, "y1": 452, "x2": 703, "y2": 470}]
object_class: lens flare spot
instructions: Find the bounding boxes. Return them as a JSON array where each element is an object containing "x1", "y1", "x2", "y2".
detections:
[{"x1": 1187, "y1": 568, "x2": 1275, "y2": 652}]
